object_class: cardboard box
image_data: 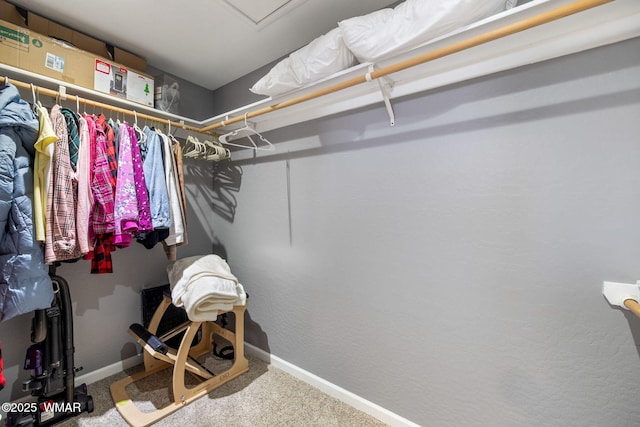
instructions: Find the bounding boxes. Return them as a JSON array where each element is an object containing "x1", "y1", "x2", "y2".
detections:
[
  {"x1": 26, "y1": 12, "x2": 110, "y2": 59},
  {"x1": 72, "y1": 31, "x2": 109, "y2": 59},
  {"x1": 94, "y1": 59, "x2": 154, "y2": 107},
  {"x1": 27, "y1": 12, "x2": 72, "y2": 43},
  {"x1": 24, "y1": 10, "x2": 145, "y2": 69},
  {"x1": 125, "y1": 68, "x2": 153, "y2": 106},
  {"x1": 114, "y1": 47, "x2": 147, "y2": 72},
  {"x1": 25, "y1": 13, "x2": 147, "y2": 71},
  {"x1": 6, "y1": 3, "x2": 147, "y2": 72},
  {"x1": 0, "y1": 0, "x2": 26, "y2": 26},
  {"x1": 0, "y1": 19, "x2": 154, "y2": 107},
  {"x1": 0, "y1": 19, "x2": 95, "y2": 88}
]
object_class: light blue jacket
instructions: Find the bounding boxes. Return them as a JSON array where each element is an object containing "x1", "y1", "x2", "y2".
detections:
[
  {"x1": 142, "y1": 127, "x2": 171, "y2": 229},
  {"x1": 0, "y1": 83, "x2": 53, "y2": 322}
]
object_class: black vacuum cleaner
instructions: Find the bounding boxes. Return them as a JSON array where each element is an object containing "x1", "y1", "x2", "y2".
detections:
[{"x1": 6, "y1": 271, "x2": 93, "y2": 427}]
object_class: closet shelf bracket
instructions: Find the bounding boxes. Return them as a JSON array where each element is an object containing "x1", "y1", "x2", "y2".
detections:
[
  {"x1": 366, "y1": 64, "x2": 395, "y2": 127},
  {"x1": 603, "y1": 281, "x2": 640, "y2": 318}
]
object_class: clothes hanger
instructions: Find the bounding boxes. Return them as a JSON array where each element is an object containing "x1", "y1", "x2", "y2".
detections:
[
  {"x1": 167, "y1": 121, "x2": 174, "y2": 141},
  {"x1": 218, "y1": 113, "x2": 274, "y2": 151},
  {"x1": 31, "y1": 84, "x2": 45, "y2": 110},
  {"x1": 167, "y1": 121, "x2": 184, "y2": 148},
  {"x1": 182, "y1": 133, "x2": 229, "y2": 161},
  {"x1": 30, "y1": 83, "x2": 37, "y2": 106},
  {"x1": 203, "y1": 137, "x2": 231, "y2": 161},
  {"x1": 133, "y1": 111, "x2": 146, "y2": 143},
  {"x1": 154, "y1": 122, "x2": 165, "y2": 135},
  {"x1": 183, "y1": 135, "x2": 206, "y2": 159}
]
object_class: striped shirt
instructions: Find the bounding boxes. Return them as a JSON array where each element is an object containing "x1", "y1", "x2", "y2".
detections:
[{"x1": 45, "y1": 105, "x2": 80, "y2": 263}]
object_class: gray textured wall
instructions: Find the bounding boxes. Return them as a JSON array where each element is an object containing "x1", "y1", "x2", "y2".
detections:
[
  {"x1": 146, "y1": 65, "x2": 217, "y2": 121},
  {"x1": 1, "y1": 32, "x2": 639, "y2": 427},
  {"x1": 209, "y1": 37, "x2": 640, "y2": 426},
  {"x1": 209, "y1": 59, "x2": 280, "y2": 114}
]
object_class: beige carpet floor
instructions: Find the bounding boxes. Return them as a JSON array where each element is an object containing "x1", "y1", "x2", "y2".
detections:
[{"x1": 57, "y1": 351, "x2": 389, "y2": 427}]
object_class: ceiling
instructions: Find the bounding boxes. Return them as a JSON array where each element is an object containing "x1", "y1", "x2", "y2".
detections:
[{"x1": 7, "y1": 0, "x2": 398, "y2": 91}]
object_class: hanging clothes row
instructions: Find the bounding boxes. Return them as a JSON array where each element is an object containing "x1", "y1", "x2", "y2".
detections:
[
  {"x1": 30, "y1": 84, "x2": 188, "y2": 274},
  {"x1": 0, "y1": 76, "x2": 272, "y2": 157}
]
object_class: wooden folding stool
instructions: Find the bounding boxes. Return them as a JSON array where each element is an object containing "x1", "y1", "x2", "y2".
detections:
[{"x1": 110, "y1": 292, "x2": 249, "y2": 426}]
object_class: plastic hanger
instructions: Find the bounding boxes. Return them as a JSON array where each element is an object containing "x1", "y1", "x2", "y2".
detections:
[
  {"x1": 183, "y1": 135, "x2": 206, "y2": 159},
  {"x1": 203, "y1": 138, "x2": 231, "y2": 161},
  {"x1": 167, "y1": 121, "x2": 183, "y2": 148},
  {"x1": 167, "y1": 121, "x2": 175, "y2": 142},
  {"x1": 133, "y1": 111, "x2": 146, "y2": 143},
  {"x1": 30, "y1": 83, "x2": 37, "y2": 105},
  {"x1": 167, "y1": 121, "x2": 177, "y2": 144},
  {"x1": 182, "y1": 134, "x2": 230, "y2": 161},
  {"x1": 218, "y1": 114, "x2": 274, "y2": 151}
]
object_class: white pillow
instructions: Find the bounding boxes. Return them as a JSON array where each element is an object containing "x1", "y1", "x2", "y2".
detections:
[
  {"x1": 250, "y1": 27, "x2": 357, "y2": 97},
  {"x1": 339, "y1": 0, "x2": 518, "y2": 63}
]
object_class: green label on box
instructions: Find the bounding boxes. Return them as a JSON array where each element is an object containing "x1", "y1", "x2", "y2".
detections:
[{"x1": 0, "y1": 25, "x2": 29, "y2": 44}]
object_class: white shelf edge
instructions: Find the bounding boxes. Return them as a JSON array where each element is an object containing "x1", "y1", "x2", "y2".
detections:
[
  {"x1": 204, "y1": 0, "x2": 640, "y2": 135},
  {"x1": 0, "y1": 63, "x2": 203, "y2": 127},
  {"x1": 2, "y1": 0, "x2": 639, "y2": 139}
]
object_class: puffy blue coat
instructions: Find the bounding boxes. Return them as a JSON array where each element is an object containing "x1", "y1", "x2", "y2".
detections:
[{"x1": 0, "y1": 82, "x2": 53, "y2": 322}]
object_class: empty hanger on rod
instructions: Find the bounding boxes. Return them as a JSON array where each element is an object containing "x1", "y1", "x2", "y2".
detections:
[{"x1": 218, "y1": 114, "x2": 274, "y2": 151}]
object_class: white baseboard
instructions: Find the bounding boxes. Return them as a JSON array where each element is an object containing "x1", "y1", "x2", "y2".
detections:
[
  {"x1": 9, "y1": 354, "x2": 143, "y2": 406},
  {"x1": 76, "y1": 344, "x2": 418, "y2": 427},
  {"x1": 75, "y1": 353, "x2": 142, "y2": 386},
  {"x1": 244, "y1": 343, "x2": 420, "y2": 427}
]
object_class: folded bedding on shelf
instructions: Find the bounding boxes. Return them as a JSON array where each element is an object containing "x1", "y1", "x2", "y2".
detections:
[
  {"x1": 167, "y1": 254, "x2": 247, "y2": 322},
  {"x1": 338, "y1": 0, "x2": 517, "y2": 63},
  {"x1": 250, "y1": 27, "x2": 356, "y2": 97},
  {"x1": 249, "y1": 0, "x2": 517, "y2": 98}
]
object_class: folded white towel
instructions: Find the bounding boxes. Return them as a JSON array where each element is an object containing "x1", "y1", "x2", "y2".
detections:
[{"x1": 167, "y1": 254, "x2": 247, "y2": 322}]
